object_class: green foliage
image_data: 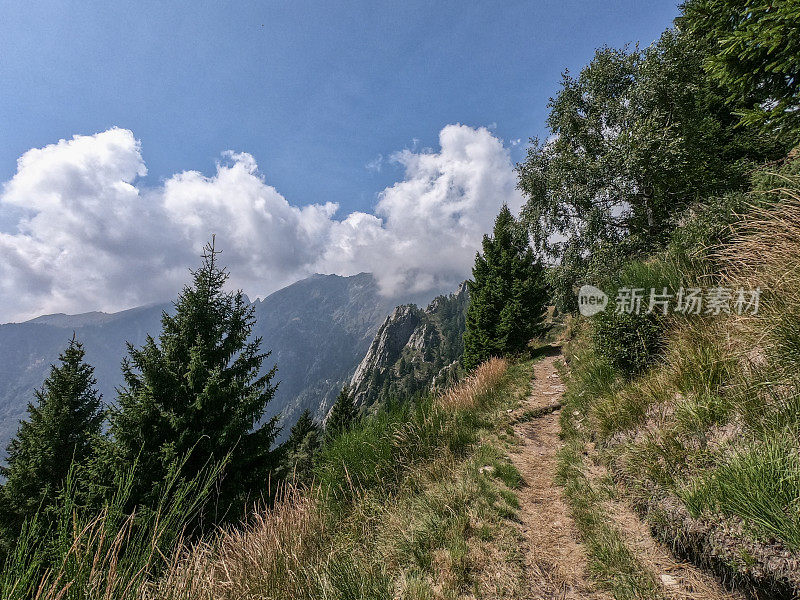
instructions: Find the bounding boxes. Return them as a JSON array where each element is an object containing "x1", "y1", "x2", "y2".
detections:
[
  {"x1": 681, "y1": 436, "x2": 800, "y2": 549},
  {"x1": 668, "y1": 191, "x2": 752, "y2": 276},
  {"x1": 109, "y1": 239, "x2": 279, "y2": 519},
  {"x1": 325, "y1": 384, "x2": 358, "y2": 441},
  {"x1": 463, "y1": 205, "x2": 549, "y2": 371},
  {"x1": 0, "y1": 336, "x2": 103, "y2": 549},
  {"x1": 315, "y1": 364, "x2": 513, "y2": 503},
  {"x1": 590, "y1": 258, "x2": 682, "y2": 377},
  {"x1": 679, "y1": 0, "x2": 800, "y2": 140},
  {"x1": 518, "y1": 28, "x2": 786, "y2": 311},
  {"x1": 592, "y1": 309, "x2": 663, "y2": 378},
  {"x1": 0, "y1": 453, "x2": 223, "y2": 600},
  {"x1": 280, "y1": 409, "x2": 321, "y2": 483}
]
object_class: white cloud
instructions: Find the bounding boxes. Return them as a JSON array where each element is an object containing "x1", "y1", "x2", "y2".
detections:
[{"x1": 0, "y1": 124, "x2": 524, "y2": 322}]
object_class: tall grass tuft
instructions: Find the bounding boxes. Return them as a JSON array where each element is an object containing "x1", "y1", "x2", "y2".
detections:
[
  {"x1": 681, "y1": 435, "x2": 800, "y2": 550},
  {"x1": 143, "y1": 487, "x2": 376, "y2": 600},
  {"x1": 0, "y1": 454, "x2": 224, "y2": 600}
]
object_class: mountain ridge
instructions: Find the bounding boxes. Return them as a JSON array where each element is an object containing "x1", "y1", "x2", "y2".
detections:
[
  {"x1": 349, "y1": 281, "x2": 469, "y2": 409},
  {"x1": 0, "y1": 272, "x2": 436, "y2": 460}
]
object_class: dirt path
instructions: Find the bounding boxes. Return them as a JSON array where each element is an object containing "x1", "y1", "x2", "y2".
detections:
[
  {"x1": 510, "y1": 351, "x2": 744, "y2": 600},
  {"x1": 510, "y1": 352, "x2": 611, "y2": 600}
]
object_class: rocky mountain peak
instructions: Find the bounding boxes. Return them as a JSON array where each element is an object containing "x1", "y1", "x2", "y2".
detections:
[{"x1": 349, "y1": 282, "x2": 469, "y2": 408}]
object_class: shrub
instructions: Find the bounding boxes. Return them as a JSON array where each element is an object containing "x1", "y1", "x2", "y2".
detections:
[{"x1": 592, "y1": 309, "x2": 664, "y2": 378}]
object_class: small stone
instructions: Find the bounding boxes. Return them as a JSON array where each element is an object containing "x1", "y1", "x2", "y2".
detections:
[
  {"x1": 479, "y1": 465, "x2": 495, "y2": 475},
  {"x1": 660, "y1": 574, "x2": 678, "y2": 587}
]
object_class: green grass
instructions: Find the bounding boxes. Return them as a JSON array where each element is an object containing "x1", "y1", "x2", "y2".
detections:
[
  {"x1": 681, "y1": 436, "x2": 800, "y2": 550},
  {"x1": 314, "y1": 364, "x2": 510, "y2": 505},
  {"x1": 308, "y1": 358, "x2": 534, "y2": 599},
  {"x1": 555, "y1": 434, "x2": 662, "y2": 600},
  {"x1": 0, "y1": 452, "x2": 224, "y2": 600}
]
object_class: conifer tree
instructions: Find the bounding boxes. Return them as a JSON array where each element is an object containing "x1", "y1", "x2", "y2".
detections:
[
  {"x1": 0, "y1": 336, "x2": 103, "y2": 535},
  {"x1": 462, "y1": 205, "x2": 549, "y2": 371},
  {"x1": 110, "y1": 239, "x2": 279, "y2": 516},
  {"x1": 281, "y1": 409, "x2": 321, "y2": 483},
  {"x1": 325, "y1": 384, "x2": 357, "y2": 440}
]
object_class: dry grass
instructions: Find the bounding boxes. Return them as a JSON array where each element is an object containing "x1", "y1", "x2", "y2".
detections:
[
  {"x1": 436, "y1": 357, "x2": 508, "y2": 412},
  {"x1": 143, "y1": 488, "x2": 332, "y2": 600},
  {"x1": 31, "y1": 509, "x2": 143, "y2": 600},
  {"x1": 132, "y1": 356, "x2": 523, "y2": 600},
  {"x1": 721, "y1": 184, "x2": 800, "y2": 378}
]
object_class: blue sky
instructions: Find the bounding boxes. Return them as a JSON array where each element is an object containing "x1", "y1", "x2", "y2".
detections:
[
  {"x1": 1, "y1": 0, "x2": 679, "y2": 214},
  {"x1": 0, "y1": 1, "x2": 681, "y2": 321}
]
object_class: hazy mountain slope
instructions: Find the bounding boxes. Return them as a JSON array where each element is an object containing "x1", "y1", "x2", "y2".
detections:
[
  {"x1": 250, "y1": 272, "x2": 413, "y2": 426},
  {"x1": 0, "y1": 304, "x2": 167, "y2": 462},
  {"x1": 0, "y1": 273, "x2": 429, "y2": 460}
]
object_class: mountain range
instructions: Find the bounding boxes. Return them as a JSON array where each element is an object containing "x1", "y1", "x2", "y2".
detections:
[{"x1": 0, "y1": 273, "x2": 434, "y2": 460}]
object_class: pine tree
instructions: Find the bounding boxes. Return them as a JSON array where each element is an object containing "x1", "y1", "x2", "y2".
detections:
[
  {"x1": 280, "y1": 409, "x2": 321, "y2": 483},
  {"x1": 0, "y1": 336, "x2": 103, "y2": 536},
  {"x1": 325, "y1": 384, "x2": 357, "y2": 440},
  {"x1": 109, "y1": 239, "x2": 279, "y2": 517},
  {"x1": 462, "y1": 205, "x2": 549, "y2": 371}
]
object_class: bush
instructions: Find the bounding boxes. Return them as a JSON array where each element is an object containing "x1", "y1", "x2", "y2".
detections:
[{"x1": 592, "y1": 309, "x2": 664, "y2": 378}]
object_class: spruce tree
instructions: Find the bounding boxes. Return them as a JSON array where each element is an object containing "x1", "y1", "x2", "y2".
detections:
[
  {"x1": 462, "y1": 205, "x2": 549, "y2": 371},
  {"x1": 110, "y1": 239, "x2": 279, "y2": 516},
  {"x1": 325, "y1": 384, "x2": 357, "y2": 440},
  {"x1": 0, "y1": 336, "x2": 103, "y2": 535},
  {"x1": 280, "y1": 409, "x2": 321, "y2": 483}
]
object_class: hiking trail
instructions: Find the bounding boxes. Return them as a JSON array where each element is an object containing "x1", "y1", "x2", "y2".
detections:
[{"x1": 509, "y1": 350, "x2": 744, "y2": 600}]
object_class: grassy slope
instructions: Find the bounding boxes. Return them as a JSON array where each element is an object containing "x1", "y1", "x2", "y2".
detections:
[
  {"x1": 143, "y1": 357, "x2": 536, "y2": 600},
  {"x1": 557, "y1": 175, "x2": 800, "y2": 598}
]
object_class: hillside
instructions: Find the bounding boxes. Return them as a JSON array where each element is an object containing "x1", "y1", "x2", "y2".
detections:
[
  {"x1": 0, "y1": 273, "x2": 431, "y2": 458},
  {"x1": 3, "y1": 353, "x2": 539, "y2": 599},
  {"x1": 553, "y1": 163, "x2": 800, "y2": 598}
]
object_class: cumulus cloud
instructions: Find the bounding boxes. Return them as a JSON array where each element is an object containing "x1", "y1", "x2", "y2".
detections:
[{"x1": 0, "y1": 124, "x2": 524, "y2": 322}]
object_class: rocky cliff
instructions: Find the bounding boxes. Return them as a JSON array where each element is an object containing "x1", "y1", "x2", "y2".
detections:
[{"x1": 349, "y1": 282, "x2": 469, "y2": 408}]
